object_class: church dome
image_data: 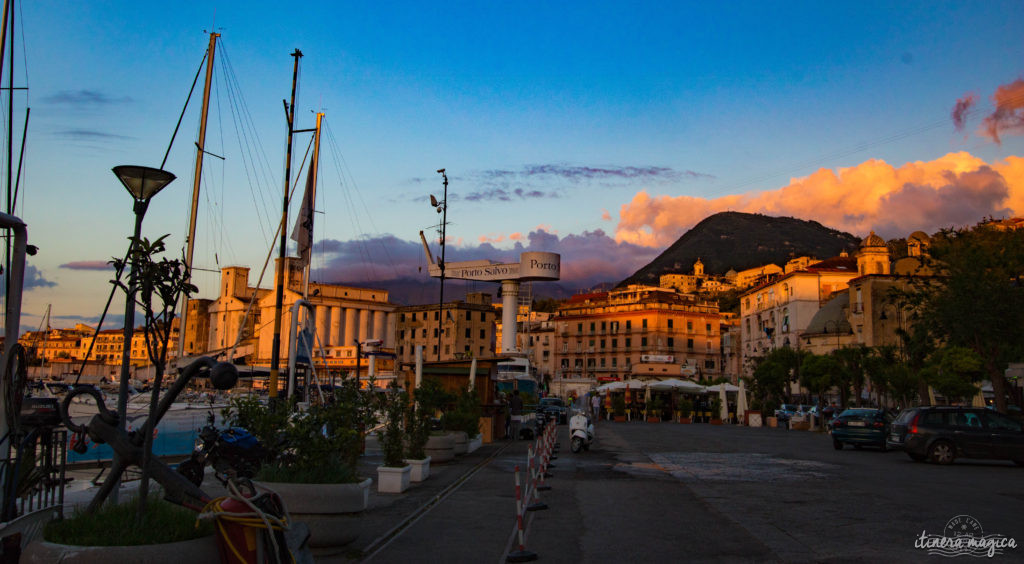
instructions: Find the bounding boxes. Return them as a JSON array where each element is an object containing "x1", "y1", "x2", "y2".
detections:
[{"x1": 860, "y1": 231, "x2": 886, "y2": 248}]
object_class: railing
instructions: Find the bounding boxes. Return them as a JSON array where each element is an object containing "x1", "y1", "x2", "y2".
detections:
[{"x1": 2, "y1": 428, "x2": 67, "y2": 520}]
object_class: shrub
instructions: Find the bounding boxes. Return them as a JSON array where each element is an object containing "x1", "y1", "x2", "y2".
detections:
[
  {"x1": 442, "y1": 389, "x2": 483, "y2": 437},
  {"x1": 378, "y1": 382, "x2": 408, "y2": 468},
  {"x1": 45, "y1": 495, "x2": 212, "y2": 546}
]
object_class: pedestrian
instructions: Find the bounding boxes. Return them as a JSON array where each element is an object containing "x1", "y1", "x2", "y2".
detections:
[
  {"x1": 510, "y1": 389, "x2": 524, "y2": 440},
  {"x1": 591, "y1": 393, "x2": 601, "y2": 421}
]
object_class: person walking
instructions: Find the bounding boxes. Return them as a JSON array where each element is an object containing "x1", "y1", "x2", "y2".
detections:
[
  {"x1": 510, "y1": 389, "x2": 524, "y2": 440},
  {"x1": 591, "y1": 393, "x2": 601, "y2": 421}
]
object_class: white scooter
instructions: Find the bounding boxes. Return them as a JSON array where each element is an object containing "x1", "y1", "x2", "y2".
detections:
[{"x1": 569, "y1": 409, "x2": 594, "y2": 453}]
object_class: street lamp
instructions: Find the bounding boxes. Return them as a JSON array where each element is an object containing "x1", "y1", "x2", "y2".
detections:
[
  {"x1": 430, "y1": 169, "x2": 448, "y2": 361},
  {"x1": 824, "y1": 319, "x2": 847, "y2": 351},
  {"x1": 111, "y1": 165, "x2": 175, "y2": 500}
]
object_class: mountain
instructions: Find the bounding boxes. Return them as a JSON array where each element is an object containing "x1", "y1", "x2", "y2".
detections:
[{"x1": 618, "y1": 212, "x2": 861, "y2": 286}]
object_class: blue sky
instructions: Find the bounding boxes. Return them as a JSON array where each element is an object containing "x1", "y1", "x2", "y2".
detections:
[{"x1": 9, "y1": 0, "x2": 1024, "y2": 332}]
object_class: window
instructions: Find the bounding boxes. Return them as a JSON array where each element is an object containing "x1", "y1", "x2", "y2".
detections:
[
  {"x1": 625, "y1": 338, "x2": 631, "y2": 348},
  {"x1": 984, "y1": 412, "x2": 1022, "y2": 432},
  {"x1": 444, "y1": 345, "x2": 450, "y2": 354},
  {"x1": 480, "y1": 312, "x2": 486, "y2": 322},
  {"x1": 434, "y1": 328, "x2": 439, "y2": 338},
  {"x1": 687, "y1": 320, "x2": 693, "y2": 331},
  {"x1": 412, "y1": 312, "x2": 417, "y2": 321},
  {"x1": 687, "y1": 338, "x2": 694, "y2": 349},
  {"x1": 626, "y1": 320, "x2": 632, "y2": 330},
  {"x1": 480, "y1": 329, "x2": 486, "y2": 339},
  {"x1": 667, "y1": 338, "x2": 674, "y2": 348},
  {"x1": 589, "y1": 322, "x2": 595, "y2": 333},
  {"x1": 611, "y1": 357, "x2": 617, "y2": 367},
  {"x1": 589, "y1": 340, "x2": 595, "y2": 349},
  {"x1": 921, "y1": 411, "x2": 954, "y2": 427},
  {"x1": 706, "y1": 323, "x2": 712, "y2": 334},
  {"x1": 642, "y1": 318, "x2": 648, "y2": 329},
  {"x1": 434, "y1": 311, "x2": 439, "y2": 320},
  {"x1": 466, "y1": 311, "x2": 472, "y2": 321},
  {"x1": 704, "y1": 359, "x2": 715, "y2": 369},
  {"x1": 587, "y1": 358, "x2": 595, "y2": 367},
  {"x1": 600, "y1": 339, "x2": 606, "y2": 349},
  {"x1": 611, "y1": 339, "x2": 617, "y2": 349},
  {"x1": 577, "y1": 323, "x2": 583, "y2": 333},
  {"x1": 421, "y1": 329, "x2": 427, "y2": 338},
  {"x1": 432, "y1": 345, "x2": 438, "y2": 355},
  {"x1": 465, "y1": 328, "x2": 471, "y2": 338},
  {"x1": 641, "y1": 337, "x2": 648, "y2": 347},
  {"x1": 400, "y1": 313, "x2": 406, "y2": 322},
  {"x1": 400, "y1": 330, "x2": 405, "y2": 339},
  {"x1": 667, "y1": 319, "x2": 674, "y2": 329}
]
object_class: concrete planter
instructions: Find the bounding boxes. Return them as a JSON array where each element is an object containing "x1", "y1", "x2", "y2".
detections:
[
  {"x1": 256, "y1": 478, "x2": 370, "y2": 548},
  {"x1": 466, "y1": 434, "x2": 482, "y2": 453},
  {"x1": 646, "y1": 417, "x2": 660, "y2": 423},
  {"x1": 425, "y1": 433, "x2": 455, "y2": 463},
  {"x1": 613, "y1": 415, "x2": 627, "y2": 422},
  {"x1": 23, "y1": 535, "x2": 219, "y2": 564},
  {"x1": 710, "y1": 419, "x2": 724, "y2": 425},
  {"x1": 377, "y1": 464, "x2": 412, "y2": 493},
  {"x1": 451, "y1": 431, "x2": 469, "y2": 455},
  {"x1": 405, "y1": 456, "x2": 431, "y2": 482}
]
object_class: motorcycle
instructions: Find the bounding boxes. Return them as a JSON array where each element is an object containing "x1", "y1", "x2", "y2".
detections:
[
  {"x1": 177, "y1": 411, "x2": 268, "y2": 491},
  {"x1": 569, "y1": 409, "x2": 594, "y2": 453}
]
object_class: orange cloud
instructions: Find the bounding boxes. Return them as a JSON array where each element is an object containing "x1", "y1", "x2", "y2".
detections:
[
  {"x1": 601, "y1": 209, "x2": 611, "y2": 221},
  {"x1": 982, "y1": 79, "x2": 1024, "y2": 143},
  {"x1": 509, "y1": 232, "x2": 523, "y2": 241},
  {"x1": 615, "y1": 152, "x2": 1023, "y2": 247},
  {"x1": 478, "y1": 233, "x2": 505, "y2": 244}
]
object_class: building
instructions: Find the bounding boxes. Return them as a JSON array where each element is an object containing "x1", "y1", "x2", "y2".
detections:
[
  {"x1": 739, "y1": 253, "x2": 859, "y2": 374},
  {"x1": 394, "y1": 292, "x2": 497, "y2": 364},
  {"x1": 552, "y1": 285, "x2": 722, "y2": 398}
]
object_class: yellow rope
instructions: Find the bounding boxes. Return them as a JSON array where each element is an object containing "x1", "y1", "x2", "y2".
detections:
[{"x1": 198, "y1": 495, "x2": 295, "y2": 563}]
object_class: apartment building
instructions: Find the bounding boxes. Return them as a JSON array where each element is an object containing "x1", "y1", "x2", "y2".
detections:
[
  {"x1": 552, "y1": 285, "x2": 722, "y2": 395},
  {"x1": 394, "y1": 292, "x2": 497, "y2": 364}
]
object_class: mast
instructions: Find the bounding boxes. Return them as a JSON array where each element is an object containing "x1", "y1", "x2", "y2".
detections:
[
  {"x1": 269, "y1": 49, "x2": 303, "y2": 399},
  {"x1": 176, "y1": 31, "x2": 219, "y2": 365},
  {"x1": 301, "y1": 112, "x2": 323, "y2": 299}
]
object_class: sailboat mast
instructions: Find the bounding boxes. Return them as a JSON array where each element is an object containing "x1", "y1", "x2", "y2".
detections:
[
  {"x1": 269, "y1": 49, "x2": 303, "y2": 399},
  {"x1": 176, "y1": 31, "x2": 219, "y2": 365},
  {"x1": 302, "y1": 112, "x2": 323, "y2": 299}
]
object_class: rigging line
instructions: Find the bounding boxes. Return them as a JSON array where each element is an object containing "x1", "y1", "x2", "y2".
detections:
[
  {"x1": 323, "y1": 124, "x2": 379, "y2": 281},
  {"x1": 160, "y1": 49, "x2": 208, "y2": 170},
  {"x1": 322, "y1": 118, "x2": 396, "y2": 275}
]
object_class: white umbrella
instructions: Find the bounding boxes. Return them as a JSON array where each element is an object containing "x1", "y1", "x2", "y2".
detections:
[
  {"x1": 595, "y1": 381, "x2": 625, "y2": 392},
  {"x1": 718, "y1": 384, "x2": 728, "y2": 421},
  {"x1": 971, "y1": 387, "x2": 986, "y2": 408},
  {"x1": 704, "y1": 383, "x2": 740, "y2": 393},
  {"x1": 737, "y1": 380, "x2": 748, "y2": 424},
  {"x1": 648, "y1": 378, "x2": 705, "y2": 393}
]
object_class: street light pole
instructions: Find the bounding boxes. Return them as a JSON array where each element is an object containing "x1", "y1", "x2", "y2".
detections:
[
  {"x1": 111, "y1": 165, "x2": 175, "y2": 504},
  {"x1": 433, "y1": 169, "x2": 448, "y2": 362}
]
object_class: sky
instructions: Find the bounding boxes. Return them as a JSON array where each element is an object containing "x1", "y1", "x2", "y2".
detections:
[{"x1": 6, "y1": 0, "x2": 1024, "y2": 334}]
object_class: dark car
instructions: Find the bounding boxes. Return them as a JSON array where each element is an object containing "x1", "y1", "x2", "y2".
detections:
[
  {"x1": 887, "y1": 406, "x2": 1024, "y2": 465},
  {"x1": 832, "y1": 408, "x2": 892, "y2": 451},
  {"x1": 538, "y1": 397, "x2": 568, "y2": 424}
]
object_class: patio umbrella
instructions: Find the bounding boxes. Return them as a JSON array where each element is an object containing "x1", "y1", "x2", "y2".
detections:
[
  {"x1": 718, "y1": 384, "x2": 728, "y2": 421},
  {"x1": 649, "y1": 379, "x2": 706, "y2": 393},
  {"x1": 644, "y1": 385, "x2": 652, "y2": 418},
  {"x1": 737, "y1": 380, "x2": 748, "y2": 424},
  {"x1": 625, "y1": 383, "x2": 631, "y2": 404},
  {"x1": 971, "y1": 387, "x2": 986, "y2": 408}
]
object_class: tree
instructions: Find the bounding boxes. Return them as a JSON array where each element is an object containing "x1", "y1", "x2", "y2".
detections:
[
  {"x1": 750, "y1": 348, "x2": 805, "y2": 411},
  {"x1": 799, "y1": 353, "x2": 838, "y2": 408},
  {"x1": 921, "y1": 346, "x2": 985, "y2": 404},
  {"x1": 832, "y1": 345, "x2": 869, "y2": 408},
  {"x1": 906, "y1": 225, "x2": 1024, "y2": 412},
  {"x1": 111, "y1": 235, "x2": 196, "y2": 521}
]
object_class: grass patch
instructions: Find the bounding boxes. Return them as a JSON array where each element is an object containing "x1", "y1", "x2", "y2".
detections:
[
  {"x1": 256, "y1": 459, "x2": 359, "y2": 484},
  {"x1": 44, "y1": 495, "x2": 213, "y2": 546}
]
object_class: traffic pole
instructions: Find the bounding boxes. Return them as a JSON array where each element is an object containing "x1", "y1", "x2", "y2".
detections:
[{"x1": 508, "y1": 466, "x2": 538, "y2": 563}]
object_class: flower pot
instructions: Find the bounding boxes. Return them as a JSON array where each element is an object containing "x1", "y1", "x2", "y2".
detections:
[
  {"x1": 377, "y1": 464, "x2": 412, "y2": 494},
  {"x1": 767, "y1": 416, "x2": 778, "y2": 428},
  {"x1": 450, "y1": 431, "x2": 469, "y2": 455},
  {"x1": 405, "y1": 456, "x2": 431, "y2": 482},
  {"x1": 467, "y1": 434, "x2": 483, "y2": 453},
  {"x1": 257, "y1": 478, "x2": 371, "y2": 548},
  {"x1": 678, "y1": 417, "x2": 692, "y2": 424},
  {"x1": 613, "y1": 415, "x2": 627, "y2": 422},
  {"x1": 646, "y1": 416, "x2": 660, "y2": 423},
  {"x1": 425, "y1": 433, "x2": 455, "y2": 463},
  {"x1": 23, "y1": 535, "x2": 219, "y2": 563},
  {"x1": 710, "y1": 418, "x2": 724, "y2": 425}
]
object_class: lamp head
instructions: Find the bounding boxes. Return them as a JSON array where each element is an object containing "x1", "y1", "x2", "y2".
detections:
[
  {"x1": 112, "y1": 165, "x2": 176, "y2": 201},
  {"x1": 430, "y1": 194, "x2": 439, "y2": 207},
  {"x1": 437, "y1": 168, "x2": 445, "y2": 174}
]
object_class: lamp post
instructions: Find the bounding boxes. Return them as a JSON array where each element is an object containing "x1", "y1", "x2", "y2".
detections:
[
  {"x1": 111, "y1": 165, "x2": 175, "y2": 503},
  {"x1": 824, "y1": 319, "x2": 845, "y2": 351},
  {"x1": 430, "y1": 169, "x2": 448, "y2": 361}
]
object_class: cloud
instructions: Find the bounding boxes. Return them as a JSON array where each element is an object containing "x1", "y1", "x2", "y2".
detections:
[
  {"x1": 614, "y1": 152, "x2": 1024, "y2": 246},
  {"x1": 60, "y1": 261, "x2": 111, "y2": 271},
  {"x1": 509, "y1": 232, "x2": 523, "y2": 241},
  {"x1": 601, "y1": 209, "x2": 612, "y2": 221},
  {"x1": 952, "y1": 94, "x2": 977, "y2": 132},
  {"x1": 463, "y1": 187, "x2": 554, "y2": 202},
  {"x1": 24, "y1": 265, "x2": 55, "y2": 289},
  {"x1": 43, "y1": 90, "x2": 132, "y2": 106},
  {"x1": 981, "y1": 79, "x2": 1024, "y2": 144},
  {"x1": 518, "y1": 164, "x2": 712, "y2": 182},
  {"x1": 54, "y1": 129, "x2": 134, "y2": 141},
  {"x1": 314, "y1": 228, "x2": 658, "y2": 292}
]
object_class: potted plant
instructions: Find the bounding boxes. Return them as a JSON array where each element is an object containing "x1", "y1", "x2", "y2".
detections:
[
  {"x1": 444, "y1": 389, "x2": 483, "y2": 454},
  {"x1": 710, "y1": 396, "x2": 724, "y2": 425},
  {"x1": 377, "y1": 382, "x2": 411, "y2": 493},
  {"x1": 646, "y1": 395, "x2": 663, "y2": 423},
  {"x1": 223, "y1": 374, "x2": 376, "y2": 547},
  {"x1": 416, "y1": 378, "x2": 456, "y2": 463},
  {"x1": 612, "y1": 394, "x2": 627, "y2": 422},
  {"x1": 677, "y1": 399, "x2": 693, "y2": 423},
  {"x1": 404, "y1": 396, "x2": 432, "y2": 482}
]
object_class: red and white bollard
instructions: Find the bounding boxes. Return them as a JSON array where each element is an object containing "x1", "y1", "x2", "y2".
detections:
[
  {"x1": 526, "y1": 445, "x2": 548, "y2": 512},
  {"x1": 508, "y1": 466, "x2": 538, "y2": 563}
]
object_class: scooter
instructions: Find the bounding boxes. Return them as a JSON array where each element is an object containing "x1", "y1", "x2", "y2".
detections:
[{"x1": 569, "y1": 409, "x2": 594, "y2": 453}]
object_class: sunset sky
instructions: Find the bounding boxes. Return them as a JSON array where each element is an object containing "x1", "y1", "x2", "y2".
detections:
[{"x1": 10, "y1": 1, "x2": 1024, "y2": 332}]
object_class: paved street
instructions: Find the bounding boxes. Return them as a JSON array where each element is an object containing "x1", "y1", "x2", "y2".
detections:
[{"x1": 341, "y1": 420, "x2": 1023, "y2": 563}]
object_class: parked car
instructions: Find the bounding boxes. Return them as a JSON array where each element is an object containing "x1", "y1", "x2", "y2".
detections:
[
  {"x1": 832, "y1": 408, "x2": 892, "y2": 451},
  {"x1": 888, "y1": 406, "x2": 1024, "y2": 465},
  {"x1": 538, "y1": 397, "x2": 568, "y2": 424},
  {"x1": 775, "y1": 403, "x2": 799, "y2": 422}
]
